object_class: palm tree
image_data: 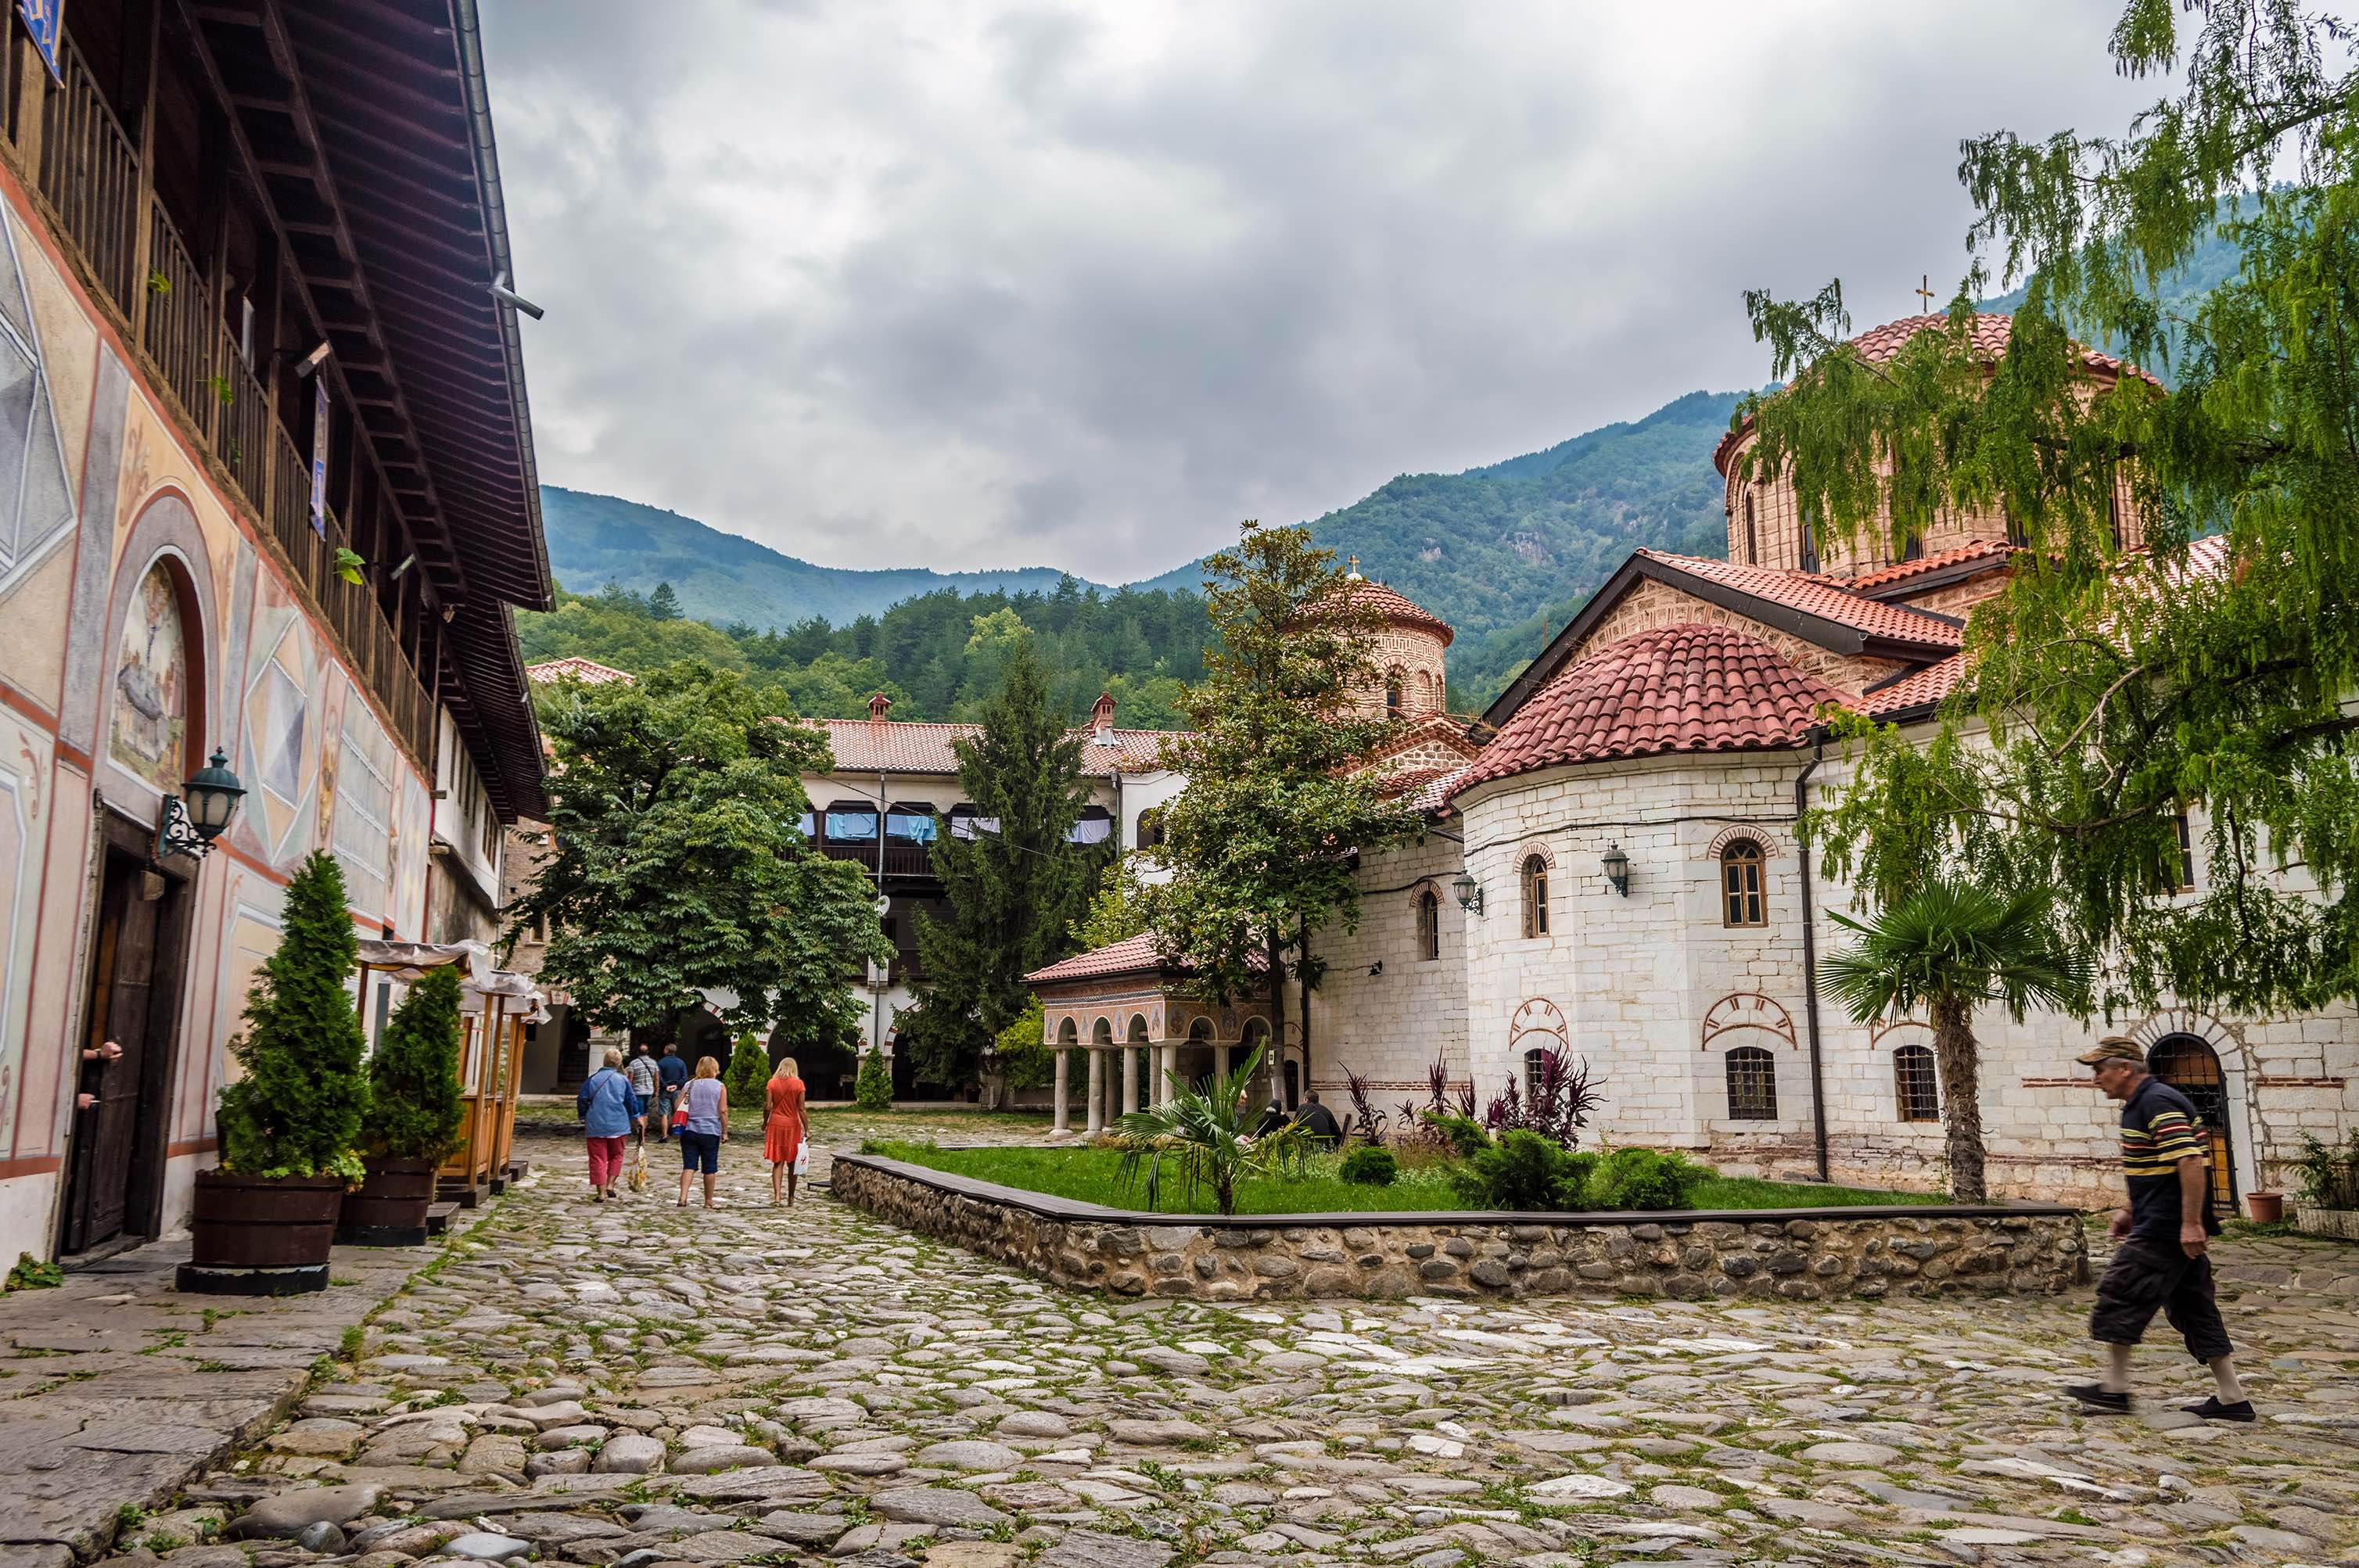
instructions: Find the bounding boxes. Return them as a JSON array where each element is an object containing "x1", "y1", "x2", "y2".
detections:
[
  {"x1": 1108, "y1": 1045, "x2": 1311, "y2": 1215},
  {"x1": 1819, "y1": 881, "x2": 2091, "y2": 1202}
]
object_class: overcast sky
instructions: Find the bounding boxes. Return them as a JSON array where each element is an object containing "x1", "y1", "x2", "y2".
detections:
[{"x1": 479, "y1": 1, "x2": 2161, "y2": 584}]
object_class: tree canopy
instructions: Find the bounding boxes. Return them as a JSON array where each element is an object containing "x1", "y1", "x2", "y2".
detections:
[
  {"x1": 1144, "y1": 522, "x2": 1424, "y2": 1061},
  {"x1": 508, "y1": 662, "x2": 891, "y2": 1045},
  {"x1": 1753, "y1": 0, "x2": 2359, "y2": 1016}
]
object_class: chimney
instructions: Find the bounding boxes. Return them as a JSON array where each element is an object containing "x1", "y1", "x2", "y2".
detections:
[
  {"x1": 1091, "y1": 690, "x2": 1115, "y2": 739},
  {"x1": 867, "y1": 691, "x2": 892, "y2": 722}
]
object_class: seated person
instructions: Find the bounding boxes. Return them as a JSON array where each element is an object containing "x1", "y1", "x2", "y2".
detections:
[{"x1": 1293, "y1": 1090, "x2": 1343, "y2": 1146}]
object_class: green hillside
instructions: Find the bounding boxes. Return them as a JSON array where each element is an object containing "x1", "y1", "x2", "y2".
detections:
[{"x1": 541, "y1": 486, "x2": 1109, "y2": 631}]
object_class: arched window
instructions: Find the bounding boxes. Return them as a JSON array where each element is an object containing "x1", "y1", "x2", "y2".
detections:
[
  {"x1": 1721, "y1": 841, "x2": 1765, "y2": 927},
  {"x1": 1057, "y1": 1017, "x2": 1078, "y2": 1049},
  {"x1": 1415, "y1": 888, "x2": 1440, "y2": 961},
  {"x1": 1385, "y1": 669, "x2": 1403, "y2": 716},
  {"x1": 2149, "y1": 1035, "x2": 2237, "y2": 1210},
  {"x1": 1743, "y1": 493, "x2": 1758, "y2": 565},
  {"x1": 1136, "y1": 805, "x2": 1165, "y2": 849},
  {"x1": 1521, "y1": 855, "x2": 1549, "y2": 938},
  {"x1": 1726, "y1": 1046, "x2": 1778, "y2": 1120},
  {"x1": 1894, "y1": 1044, "x2": 1940, "y2": 1122},
  {"x1": 1523, "y1": 1047, "x2": 1546, "y2": 1101}
]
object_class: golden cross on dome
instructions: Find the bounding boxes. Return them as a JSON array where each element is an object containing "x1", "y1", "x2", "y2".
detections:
[
  {"x1": 1915, "y1": 274, "x2": 1938, "y2": 313},
  {"x1": 1346, "y1": 554, "x2": 1362, "y2": 579}
]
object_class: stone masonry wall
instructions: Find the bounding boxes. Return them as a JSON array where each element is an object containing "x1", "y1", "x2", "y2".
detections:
[
  {"x1": 832, "y1": 1155, "x2": 2089, "y2": 1304},
  {"x1": 1568, "y1": 577, "x2": 1908, "y2": 694}
]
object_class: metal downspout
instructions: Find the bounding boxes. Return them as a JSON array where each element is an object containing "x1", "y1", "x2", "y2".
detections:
[{"x1": 1795, "y1": 730, "x2": 1830, "y2": 1182}]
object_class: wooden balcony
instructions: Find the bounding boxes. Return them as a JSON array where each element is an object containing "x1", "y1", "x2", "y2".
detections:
[
  {"x1": 21, "y1": 35, "x2": 438, "y2": 773},
  {"x1": 818, "y1": 840, "x2": 936, "y2": 881}
]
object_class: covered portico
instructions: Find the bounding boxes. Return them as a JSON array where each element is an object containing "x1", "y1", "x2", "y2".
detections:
[{"x1": 1025, "y1": 934, "x2": 1276, "y2": 1134}]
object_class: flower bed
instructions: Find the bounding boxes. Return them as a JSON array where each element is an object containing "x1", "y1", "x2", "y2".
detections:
[{"x1": 829, "y1": 1150, "x2": 2088, "y2": 1304}]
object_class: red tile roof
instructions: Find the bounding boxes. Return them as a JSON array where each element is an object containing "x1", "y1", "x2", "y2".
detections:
[
  {"x1": 1342, "y1": 579, "x2": 1454, "y2": 644},
  {"x1": 1636, "y1": 551, "x2": 1963, "y2": 651},
  {"x1": 1451, "y1": 625, "x2": 1847, "y2": 796},
  {"x1": 814, "y1": 719, "x2": 1185, "y2": 777},
  {"x1": 1840, "y1": 540, "x2": 2015, "y2": 592},
  {"x1": 1715, "y1": 312, "x2": 2162, "y2": 474},
  {"x1": 526, "y1": 655, "x2": 635, "y2": 686},
  {"x1": 1025, "y1": 931, "x2": 1269, "y2": 988},
  {"x1": 1859, "y1": 655, "x2": 1966, "y2": 716}
]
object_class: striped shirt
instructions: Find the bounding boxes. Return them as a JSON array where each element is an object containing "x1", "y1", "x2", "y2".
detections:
[{"x1": 2120, "y1": 1075, "x2": 2215, "y2": 1240}]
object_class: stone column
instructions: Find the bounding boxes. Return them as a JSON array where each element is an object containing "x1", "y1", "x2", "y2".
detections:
[
  {"x1": 1158, "y1": 1042, "x2": 1177, "y2": 1107},
  {"x1": 1053, "y1": 1049, "x2": 1070, "y2": 1133},
  {"x1": 1122, "y1": 1046, "x2": 1140, "y2": 1118},
  {"x1": 1213, "y1": 1043, "x2": 1230, "y2": 1093},
  {"x1": 1085, "y1": 1049, "x2": 1104, "y2": 1134}
]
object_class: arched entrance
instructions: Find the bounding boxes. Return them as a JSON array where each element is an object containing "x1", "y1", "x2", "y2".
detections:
[
  {"x1": 2149, "y1": 1035, "x2": 2237, "y2": 1211},
  {"x1": 1180, "y1": 1017, "x2": 1216, "y2": 1094}
]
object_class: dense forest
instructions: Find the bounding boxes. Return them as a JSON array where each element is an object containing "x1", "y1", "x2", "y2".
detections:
[{"x1": 517, "y1": 576, "x2": 1212, "y2": 728}]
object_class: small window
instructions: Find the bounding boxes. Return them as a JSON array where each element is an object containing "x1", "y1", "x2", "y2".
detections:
[
  {"x1": 1901, "y1": 531, "x2": 1923, "y2": 562},
  {"x1": 1136, "y1": 806, "x2": 1165, "y2": 849},
  {"x1": 1894, "y1": 1044, "x2": 1940, "y2": 1122},
  {"x1": 1415, "y1": 888, "x2": 1440, "y2": 961},
  {"x1": 1746, "y1": 516, "x2": 1758, "y2": 567},
  {"x1": 1726, "y1": 1046, "x2": 1778, "y2": 1120},
  {"x1": 2174, "y1": 812, "x2": 2196, "y2": 892},
  {"x1": 1799, "y1": 518, "x2": 1819, "y2": 574},
  {"x1": 1385, "y1": 670, "x2": 1402, "y2": 715},
  {"x1": 1721, "y1": 841, "x2": 1766, "y2": 927},
  {"x1": 1523, "y1": 1047, "x2": 1546, "y2": 1101},
  {"x1": 2107, "y1": 469, "x2": 2124, "y2": 549},
  {"x1": 1521, "y1": 856, "x2": 1549, "y2": 938}
]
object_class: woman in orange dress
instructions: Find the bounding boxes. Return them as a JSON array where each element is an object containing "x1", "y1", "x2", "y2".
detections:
[{"x1": 764, "y1": 1057, "x2": 807, "y2": 1207}]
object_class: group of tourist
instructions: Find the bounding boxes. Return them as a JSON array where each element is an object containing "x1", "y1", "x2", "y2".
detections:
[{"x1": 574, "y1": 1041, "x2": 809, "y2": 1209}]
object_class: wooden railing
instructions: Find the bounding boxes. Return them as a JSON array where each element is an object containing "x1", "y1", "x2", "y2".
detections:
[
  {"x1": 33, "y1": 39, "x2": 137, "y2": 309},
  {"x1": 819, "y1": 840, "x2": 934, "y2": 880},
  {"x1": 23, "y1": 34, "x2": 440, "y2": 773},
  {"x1": 142, "y1": 199, "x2": 210, "y2": 434}
]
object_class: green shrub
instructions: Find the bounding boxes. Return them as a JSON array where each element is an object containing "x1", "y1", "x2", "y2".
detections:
[
  {"x1": 1587, "y1": 1147, "x2": 1713, "y2": 1211},
  {"x1": 217, "y1": 852, "x2": 367, "y2": 1182},
  {"x1": 724, "y1": 1031, "x2": 773, "y2": 1107},
  {"x1": 1339, "y1": 1146, "x2": 1398, "y2": 1186},
  {"x1": 854, "y1": 1047, "x2": 893, "y2": 1111},
  {"x1": 1420, "y1": 1111, "x2": 1492, "y2": 1160},
  {"x1": 1558, "y1": 1150, "x2": 1601, "y2": 1205},
  {"x1": 1452, "y1": 1129, "x2": 1583, "y2": 1211},
  {"x1": 361, "y1": 963, "x2": 465, "y2": 1161}
]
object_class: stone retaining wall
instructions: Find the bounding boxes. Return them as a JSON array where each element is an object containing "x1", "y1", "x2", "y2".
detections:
[{"x1": 828, "y1": 1154, "x2": 2090, "y2": 1303}]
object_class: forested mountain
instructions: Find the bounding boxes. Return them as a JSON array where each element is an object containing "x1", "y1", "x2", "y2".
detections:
[
  {"x1": 542, "y1": 486, "x2": 1108, "y2": 631},
  {"x1": 519, "y1": 577, "x2": 1209, "y2": 729}
]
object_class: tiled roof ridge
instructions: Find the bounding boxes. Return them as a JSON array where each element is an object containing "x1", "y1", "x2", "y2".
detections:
[
  {"x1": 1840, "y1": 540, "x2": 2016, "y2": 592},
  {"x1": 1025, "y1": 929, "x2": 1271, "y2": 987},
  {"x1": 1630, "y1": 549, "x2": 1964, "y2": 648}
]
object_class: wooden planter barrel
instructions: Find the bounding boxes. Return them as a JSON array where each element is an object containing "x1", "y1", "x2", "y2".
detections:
[
  {"x1": 336, "y1": 1156, "x2": 436, "y2": 1247},
  {"x1": 174, "y1": 1169, "x2": 345, "y2": 1295}
]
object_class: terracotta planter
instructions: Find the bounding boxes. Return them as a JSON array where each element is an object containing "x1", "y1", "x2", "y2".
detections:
[
  {"x1": 336, "y1": 1156, "x2": 436, "y2": 1247},
  {"x1": 175, "y1": 1168, "x2": 345, "y2": 1295},
  {"x1": 2246, "y1": 1190, "x2": 2285, "y2": 1225}
]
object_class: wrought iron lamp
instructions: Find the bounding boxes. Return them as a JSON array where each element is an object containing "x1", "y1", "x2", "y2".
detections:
[
  {"x1": 156, "y1": 748, "x2": 245, "y2": 860},
  {"x1": 1451, "y1": 871, "x2": 1483, "y2": 914},
  {"x1": 1600, "y1": 843, "x2": 1630, "y2": 897}
]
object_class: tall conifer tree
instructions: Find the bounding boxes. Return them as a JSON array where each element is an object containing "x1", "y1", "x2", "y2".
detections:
[
  {"x1": 217, "y1": 851, "x2": 368, "y2": 1179},
  {"x1": 903, "y1": 637, "x2": 1101, "y2": 1089}
]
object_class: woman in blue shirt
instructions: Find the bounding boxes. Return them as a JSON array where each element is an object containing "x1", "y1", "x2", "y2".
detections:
[
  {"x1": 675, "y1": 1055, "x2": 731, "y2": 1208},
  {"x1": 575, "y1": 1047, "x2": 645, "y2": 1202}
]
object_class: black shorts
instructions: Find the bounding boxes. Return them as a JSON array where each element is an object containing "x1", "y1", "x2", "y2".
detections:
[
  {"x1": 678, "y1": 1132, "x2": 720, "y2": 1174},
  {"x1": 2091, "y1": 1237, "x2": 2233, "y2": 1362}
]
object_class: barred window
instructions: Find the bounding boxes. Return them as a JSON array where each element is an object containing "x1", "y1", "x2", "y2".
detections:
[
  {"x1": 1521, "y1": 856, "x2": 1549, "y2": 938},
  {"x1": 1415, "y1": 888, "x2": 1440, "y2": 961},
  {"x1": 1894, "y1": 1044, "x2": 1941, "y2": 1122},
  {"x1": 1721, "y1": 841, "x2": 1765, "y2": 927},
  {"x1": 1523, "y1": 1047, "x2": 1546, "y2": 1101},
  {"x1": 1726, "y1": 1046, "x2": 1778, "y2": 1120},
  {"x1": 2174, "y1": 813, "x2": 2196, "y2": 892}
]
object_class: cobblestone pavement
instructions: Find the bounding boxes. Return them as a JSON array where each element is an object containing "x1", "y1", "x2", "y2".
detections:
[{"x1": 106, "y1": 1136, "x2": 2359, "y2": 1568}]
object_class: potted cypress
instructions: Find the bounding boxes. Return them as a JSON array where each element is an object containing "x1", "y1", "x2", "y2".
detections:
[
  {"x1": 339, "y1": 962, "x2": 465, "y2": 1245},
  {"x1": 178, "y1": 851, "x2": 368, "y2": 1296}
]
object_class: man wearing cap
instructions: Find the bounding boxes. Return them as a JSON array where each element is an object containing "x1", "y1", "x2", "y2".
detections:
[{"x1": 2070, "y1": 1036, "x2": 2251, "y2": 1419}]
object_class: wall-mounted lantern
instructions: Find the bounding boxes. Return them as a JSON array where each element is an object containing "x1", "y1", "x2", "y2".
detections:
[
  {"x1": 1451, "y1": 871, "x2": 1483, "y2": 914},
  {"x1": 156, "y1": 749, "x2": 246, "y2": 861},
  {"x1": 1600, "y1": 842, "x2": 1631, "y2": 897}
]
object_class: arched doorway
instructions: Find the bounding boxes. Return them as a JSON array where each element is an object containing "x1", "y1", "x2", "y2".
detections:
[
  {"x1": 2149, "y1": 1035, "x2": 2237, "y2": 1211},
  {"x1": 1180, "y1": 1017, "x2": 1216, "y2": 1095}
]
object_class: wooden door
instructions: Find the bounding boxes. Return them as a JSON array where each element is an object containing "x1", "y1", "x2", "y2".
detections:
[
  {"x1": 60, "y1": 831, "x2": 189, "y2": 1256},
  {"x1": 2149, "y1": 1035, "x2": 2237, "y2": 1213}
]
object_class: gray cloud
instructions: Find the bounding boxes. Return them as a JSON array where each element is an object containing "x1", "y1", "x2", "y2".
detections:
[{"x1": 480, "y1": 0, "x2": 2156, "y2": 583}]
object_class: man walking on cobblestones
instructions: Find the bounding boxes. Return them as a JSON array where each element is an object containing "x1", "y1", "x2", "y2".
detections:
[{"x1": 2070, "y1": 1037, "x2": 2253, "y2": 1420}]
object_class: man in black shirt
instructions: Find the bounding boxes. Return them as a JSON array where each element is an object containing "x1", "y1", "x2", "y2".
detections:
[
  {"x1": 2068, "y1": 1037, "x2": 2250, "y2": 1420},
  {"x1": 1293, "y1": 1091, "x2": 1342, "y2": 1147}
]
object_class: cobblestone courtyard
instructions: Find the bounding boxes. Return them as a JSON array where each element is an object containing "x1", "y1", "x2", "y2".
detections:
[{"x1": 88, "y1": 1131, "x2": 2359, "y2": 1568}]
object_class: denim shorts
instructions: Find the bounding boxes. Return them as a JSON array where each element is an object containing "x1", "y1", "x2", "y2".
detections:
[{"x1": 677, "y1": 1131, "x2": 721, "y2": 1174}]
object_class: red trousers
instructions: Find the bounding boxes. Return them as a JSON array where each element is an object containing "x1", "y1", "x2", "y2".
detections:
[{"x1": 585, "y1": 1135, "x2": 628, "y2": 1188}]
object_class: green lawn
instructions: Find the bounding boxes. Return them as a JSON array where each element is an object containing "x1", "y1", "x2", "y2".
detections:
[{"x1": 860, "y1": 1140, "x2": 1947, "y2": 1216}]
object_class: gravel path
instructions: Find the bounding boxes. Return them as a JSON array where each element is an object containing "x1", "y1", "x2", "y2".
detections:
[{"x1": 110, "y1": 1134, "x2": 2359, "y2": 1568}]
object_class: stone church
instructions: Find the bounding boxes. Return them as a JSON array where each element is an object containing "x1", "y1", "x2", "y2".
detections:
[{"x1": 1034, "y1": 312, "x2": 2356, "y2": 1210}]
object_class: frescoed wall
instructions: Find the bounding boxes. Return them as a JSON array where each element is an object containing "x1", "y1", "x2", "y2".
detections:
[{"x1": 0, "y1": 168, "x2": 451, "y2": 1265}]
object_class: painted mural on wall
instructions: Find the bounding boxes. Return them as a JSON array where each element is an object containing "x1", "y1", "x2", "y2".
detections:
[
  {"x1": 0, "y1": 208, "x2": 78, "y2": 598},
  {"x1": 240, "y1": 572, "x2": 321, "y2": 864},
  {"x1": 107, "y1": 562, "x2": 189, "y2": 791}
]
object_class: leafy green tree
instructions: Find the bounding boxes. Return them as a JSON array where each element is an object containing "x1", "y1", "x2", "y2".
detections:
[
  {"x1": 361, "y1": 963, "x2": 465, "y2": 1163},
  {"x1": 508, "y1": 662, "x2": 891, "y2": 1047},
  {"x1": 1818, "y1": 882, "x2": 2092, "y2": 1201},
  {"x1": 1069, "y1": 855, "x2": 1154, "y2": 951},
  {"x1": 1108, "y1": 1045, "x2": 1309, "y2": 1215},
  {"x1": 217, "y1": 852, "x2": 368, "y2": 1181},
  {"x1": 993, "y1": 995, "x2": 1054, "y2": 1093},
  {"x1": 1747, "y1": 0, "x2": 2359, "y2": 1017},
  {"x1": 1143, "y1": 522, "x2": 1423, "y2": 1075},
  {"x1": 854, "y1": 1047, "x2": 893, "y2": 1111},
  {"x1": 901, "y1": 637, "x2": 1103, "y2": 1089},
  {"x1": 725, "y1": 1030, "x2": 772, "y2": 1108},
  {"x1": 647, "y1": 580, "x2": 681, "y2": 621}
]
